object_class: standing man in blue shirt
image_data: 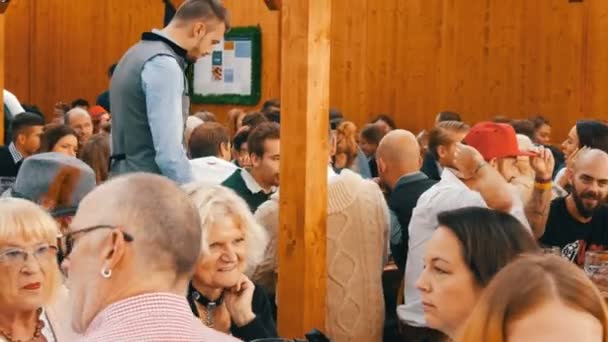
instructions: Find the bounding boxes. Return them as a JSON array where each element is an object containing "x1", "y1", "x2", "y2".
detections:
[{"x1": 110, "y1": 0, "x2": 229, "y2": 183}]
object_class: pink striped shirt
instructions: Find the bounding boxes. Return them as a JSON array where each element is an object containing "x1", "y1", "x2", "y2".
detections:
[{"x1": 76, "y1": 293, "x2": 241, "y2": 342}]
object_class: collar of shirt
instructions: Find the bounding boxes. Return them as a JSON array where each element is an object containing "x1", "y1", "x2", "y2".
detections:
[
  {"x1": 86, "y1": 293, "x2": 196, "y2": 334},
  {"x1": 241, "y1": 168, "x2": 276, "y2": 194},
  {"x1": 394, "y1": 171, "x2": 428, "y2": 189},
  {"x1": 8, "y1": 142, "x2": 23, "y2": 164},
  {"x1": 142, "y1": 30, "x2": 188, "y2": 60},
  {"x1": 438, "y1": 167, "x2": 468, "y2": 188}
]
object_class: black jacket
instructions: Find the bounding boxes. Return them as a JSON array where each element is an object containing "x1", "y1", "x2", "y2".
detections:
[
  {"x1": 420, "y1": 151, "x2": 441, "y2": 181},
  {"x1": 0, "y1": 146, "x2": 21, "y2": 178},
  {"x1": 388, "y1": 173, "x2": 437, "y2": 274},
  {"x1": 188, "y1": 283, "x2": 278, "y2": 341}
]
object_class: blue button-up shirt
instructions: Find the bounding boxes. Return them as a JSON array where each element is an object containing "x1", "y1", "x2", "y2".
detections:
[{"x1": 141, "y1": 53, "x2": 193, "y2": 184}]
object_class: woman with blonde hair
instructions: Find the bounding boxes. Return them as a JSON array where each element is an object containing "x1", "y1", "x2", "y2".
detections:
[
  {"x1": 183, "y1": 183, "x2": 276, "y2": 341},
  {"x1": 459, "y1": 254, "x2": 608, "y2": 342},
  {"x1": 0, "y1": 198, "x2": 76, "y2": 341}
]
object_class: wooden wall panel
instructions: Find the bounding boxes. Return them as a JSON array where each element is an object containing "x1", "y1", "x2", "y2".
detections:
[
  {"x1": 4, "y1": 0, "x2": 31, "y2": 103},
  {"x1": 4, "y1": 0, "x2": 607, "y2": 143}
]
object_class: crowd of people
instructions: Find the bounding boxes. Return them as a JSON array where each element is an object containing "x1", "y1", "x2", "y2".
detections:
[{"x1": 2, "y1": 0, "x2": 608, "y2": 341}]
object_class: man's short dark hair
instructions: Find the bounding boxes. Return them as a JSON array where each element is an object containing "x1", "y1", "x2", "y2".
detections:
[
  {"x1": 261, "y1": 98, "x2": 280, "y2": 113},
  {"x1": 11, "y1": 112, "x2": 46, "y2": 142},
  {"x1": 189, "y1": 122, "x2": 230, "y2": 158},
  {"x1": 248, "y1": 122, "x2": 280, "y2": 158},
  {"x1": 371, "y1": 114, "x2": 396, "y2": 130},
  {"x1": 21, "y1": 104, "x2": 45, "y2": 119},
  {"x1": 510, "y1": 120, "x2": 535, "y2": 140},
  {"x1": 437, "y1": 111, "x2": 462, "y2": 123},
  {"x1": 233, "y1": 127, "x2": 250, "y2": 151},
  {"x1": 242, "y1": 112, "x2": 268, "y2": 129},
  {"x1": 174, "y1": 0, "x2": 231, "y2": 31},
  {"x1": 360, "y1": 124, "x2": 386, "y2": 145},
  {"x1": 71, "y1": 98, "x2": 90, "y2": 109},
  {"x1": 264, "y1": 110, "x2": 280, "y2": 124},
  {"x1": 530, "y1": 115, "x2": 550, "y2": 130}
]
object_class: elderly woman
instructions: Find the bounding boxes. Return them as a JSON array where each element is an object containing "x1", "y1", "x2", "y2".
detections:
[
  {"x1": 0, "y1": 198, "x2": 75, "y2": 341},
  {"x1": 184, "y1": 183, "x2": 276, "y2": 341}
]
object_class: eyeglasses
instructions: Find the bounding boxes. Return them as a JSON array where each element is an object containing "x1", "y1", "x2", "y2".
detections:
[
  {"x1": 58, "y1": 225, "x2": 134, "y2": 259},
  {"x1": 0, "y1": 244, "x2": 59, "y2": 266}
]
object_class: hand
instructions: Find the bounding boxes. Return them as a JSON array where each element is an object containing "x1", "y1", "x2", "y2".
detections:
[
  {"x1": 453, "y1": 143, "x2": 486, "y2": 180},
  {"x1": 530, "y1": 146, "x2": 555, "y2": 180},
  {"x1": 224, "y1": 274, "x2": 256, "y2": 327}
]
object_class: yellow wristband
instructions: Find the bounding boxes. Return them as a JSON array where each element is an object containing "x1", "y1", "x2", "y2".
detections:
[{"x1": 534, "y1": 181, "x2": 553, "y2": 191}]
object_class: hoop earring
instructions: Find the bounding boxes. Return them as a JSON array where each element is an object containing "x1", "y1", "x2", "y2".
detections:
[{"x1": 100, "y1": 268, "x2": 112, "y2": 279}]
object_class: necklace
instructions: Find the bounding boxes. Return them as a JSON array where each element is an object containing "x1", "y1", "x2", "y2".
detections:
[
  {"x1": 188, "y1": 284, "x2": 224, "y2": 328},
  {"x1": 0, "y1": 308, "x2": 45, "y2": 342}
]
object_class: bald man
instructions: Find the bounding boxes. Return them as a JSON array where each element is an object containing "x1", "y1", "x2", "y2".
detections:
[
  {"x1": 61, "y1": 173, "x2": 237, "y2": 341},
  {"x1": 376, "y1": 130, "x2": 438, "y2": 273},
  {"x1": 540, "y1": 149, "x2": 608, "y2": 265},
  {"x1": 65, "y1": 107, "x2": 93, "y2": 146}
]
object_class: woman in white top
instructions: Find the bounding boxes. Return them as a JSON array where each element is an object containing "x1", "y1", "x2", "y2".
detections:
[{"x1": 0, "y1": 198, "x2": 76, "y2": 341}]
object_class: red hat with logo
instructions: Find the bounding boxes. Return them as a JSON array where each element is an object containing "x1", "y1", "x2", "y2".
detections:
[{"x1": 464, "y1": 122, "x2": 536, "y2": 161}]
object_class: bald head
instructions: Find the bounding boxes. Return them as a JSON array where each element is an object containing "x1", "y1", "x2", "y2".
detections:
[
  {"x1": 377, "y1": 129, "x2": 421, "y2": 165},
  {"x1": 75, "y1": 173, "x2": 202, "y2": 277},
  {"x1": 66, "y1": 107, "x2": 93, "y2": 144},
  {"x1": 376, "y1": 130, "x2": 423, "y2": 189},
  {"x1": 572, "y1": 148, "x2": 608, "y2": 173}
]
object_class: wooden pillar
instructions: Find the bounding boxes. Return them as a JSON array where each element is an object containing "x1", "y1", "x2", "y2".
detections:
[
  {"x1": 0, "y1": 2, "x2": 8, "y2": 146},
  {"x1": 277, "y1": 0, "x2": 331, "y2": 338}
]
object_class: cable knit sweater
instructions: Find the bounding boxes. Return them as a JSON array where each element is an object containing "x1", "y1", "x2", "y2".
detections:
[{"x1": 253, "y1": 169, "x2": 388, "y2": 342}]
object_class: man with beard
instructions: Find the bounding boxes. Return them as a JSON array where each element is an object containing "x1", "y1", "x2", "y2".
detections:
[{"x1": 540, "y1": 148, "x2": 608, "y2": 265}]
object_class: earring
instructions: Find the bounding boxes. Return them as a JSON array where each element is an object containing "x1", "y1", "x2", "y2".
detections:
[{"x1": 100, "y1": 268, "x2": 112, "y2": 279}]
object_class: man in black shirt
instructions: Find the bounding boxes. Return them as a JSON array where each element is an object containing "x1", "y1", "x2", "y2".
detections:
[
  {"x1": 376, "y1": 129, "x2": 437, "y2": 273},
  {"x1": 0, "y1": 112, "x2": 45, "y2": 178},
  {"x1": 540, "y1": 149, "x2": 608, "y2": 265}
]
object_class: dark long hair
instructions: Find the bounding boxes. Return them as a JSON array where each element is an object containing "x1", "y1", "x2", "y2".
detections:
[{"x1": 437, "y1": 207, "x2": 539, "y2": 287}]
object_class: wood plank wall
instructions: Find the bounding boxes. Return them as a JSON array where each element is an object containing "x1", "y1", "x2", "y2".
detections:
[{"x1": 5, "y1": 0, "x2": 608, "y2": 142}]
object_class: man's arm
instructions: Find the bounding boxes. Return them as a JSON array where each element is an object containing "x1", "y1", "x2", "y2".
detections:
[
  {"x1": 525, "y1": 147, "x2": 555, "y2": 239},
  {"x1": 453, "y1": 144, "x2": 513, "y2": 213},
  {"x1": 141, "y1": 55, "x2": 193, "y2": 184}
]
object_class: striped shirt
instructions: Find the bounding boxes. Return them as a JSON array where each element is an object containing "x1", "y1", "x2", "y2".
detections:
[
  {"x1": 77, "y1": 293, "x2": 240, "y2": 342},
  {"x1": 8, "y1": 142, "x2": 23, "y2": 164}
]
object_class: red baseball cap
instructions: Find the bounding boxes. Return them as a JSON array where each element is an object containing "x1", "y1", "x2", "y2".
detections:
[
  {"x1": 89, "y1": 105, "x2": 108, "y2": 120},
  {"x1": 464, "y1": 122, "x2": 536, "y2": 161}
]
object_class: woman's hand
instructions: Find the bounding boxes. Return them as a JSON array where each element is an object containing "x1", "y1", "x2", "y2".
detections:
[{"x1": 224, "y1": 274, "x2": 256, "y2": 327}]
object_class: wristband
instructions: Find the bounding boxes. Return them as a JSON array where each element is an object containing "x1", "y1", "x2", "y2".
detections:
[
  {"x1": 534, "y1": 181, "x2": 553, "y2": 191},
  {"x1": 535, "y1": 177, "x2": 552, "y2": 184}
]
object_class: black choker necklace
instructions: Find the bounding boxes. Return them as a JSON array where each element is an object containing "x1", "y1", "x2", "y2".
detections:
[
  {"x1": 191, "y1": 286, "x2": 224, "y2": 307},
  {"x1": 188, "y1": 283, "x2": 224, "y2": 327}
]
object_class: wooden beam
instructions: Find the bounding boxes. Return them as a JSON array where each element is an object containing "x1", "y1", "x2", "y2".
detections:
[
  {"x1": 277, "y1": 0, "x2": 331, "y2": 338},
  {"x1": 0, "y1": 8, "x2": 6, "y2": 145}
]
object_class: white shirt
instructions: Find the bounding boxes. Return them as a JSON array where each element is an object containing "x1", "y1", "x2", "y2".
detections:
[
  {"x1": 3, "y1": 89, "x2": 25, "y2": 116},
  {"x1": 190, "y1": 157, "x2": 237, "y2": 184},
  {"x1": 397, "y1": 169, "x2": 531, "y2": 326}
]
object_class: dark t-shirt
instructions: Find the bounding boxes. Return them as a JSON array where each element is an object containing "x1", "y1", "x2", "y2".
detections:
[{"x1": 540, "y1": 197, "x2": 608, "y2": 265}]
